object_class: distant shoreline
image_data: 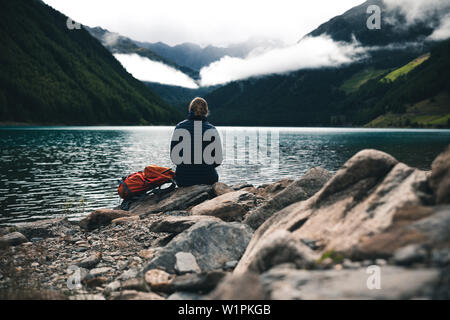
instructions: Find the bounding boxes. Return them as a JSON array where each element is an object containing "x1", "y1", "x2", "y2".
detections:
[{"x1": 1, "y1": 122, "x2": 450, "y2": 131}]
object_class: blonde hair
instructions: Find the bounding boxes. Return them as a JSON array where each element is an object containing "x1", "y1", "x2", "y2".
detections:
[{"x1": 189, "y1": 97, "x2": 209, "y2": 117}]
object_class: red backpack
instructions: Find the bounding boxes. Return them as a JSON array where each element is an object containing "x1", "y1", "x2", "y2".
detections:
[{"x1": 118, "y1": 165, "x2": 175, "y2": 199}]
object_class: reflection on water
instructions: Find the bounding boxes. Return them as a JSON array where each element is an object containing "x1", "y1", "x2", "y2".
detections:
[{"x1": 0, "y1": 126, "x2": 449, "y2": 225}]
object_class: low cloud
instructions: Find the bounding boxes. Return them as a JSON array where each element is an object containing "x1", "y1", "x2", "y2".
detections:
[
  {"x1": 102, "y1": 32, "x2": 120, "y2": 47},
  {"x1": 383, "y1": 0, "x2": 450, "y2": 40},
  {"x1": 199, "y1": 36, "x2": 365, "y2": 86},
  {"x1": 429, "y1": 13, "x2": 450, "y2": 40},
  {"x1": 114, "y1": 53, "x2": 199, "y2": 89}
]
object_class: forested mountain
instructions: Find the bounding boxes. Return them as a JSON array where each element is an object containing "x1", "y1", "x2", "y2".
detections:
[
  {"x1": 201, "y1": 0, "x2": 450, "y2": 128},
  {"x1": 306, "y1": 0, "x2": 443, "y2": 46},
  {"x1": 0, "y1": 0, "x2": 181, "y2": 125},
  {"x1": 205, "y1": 39, "x2": 449, "y2": 128}
]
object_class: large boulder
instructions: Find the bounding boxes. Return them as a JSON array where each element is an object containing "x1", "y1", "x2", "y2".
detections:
[
  {"x1": 144, "y1": 220, "x2": 253, "y2": 273},
  {"x1": 235, "y1": 150, "x2": 433, "y2": 273},
  {"x1": 261, "y1": 265, "x2": 442, "y2": 300},
  {"x1": 430, "y1": 146, "x2": 450, "y2": 204},
  {"x1": 79, "y1": 209, "x2": 131, "y2": 231},
  {"x1": 244, "y1": 168, "x2": 332, "y2": 229},
  {"x1": 130, "y1": 185, "x2": 213, "y2": 216},
  {"x1": 190, "y1": 190, "x2": 257, "y2": 221},
  {"x1": 356, "y1": 205, "x2": 450, "y2": 260}
]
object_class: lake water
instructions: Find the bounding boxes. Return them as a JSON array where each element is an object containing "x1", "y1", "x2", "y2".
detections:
[{"x1": 1, "y1": 126, "x2": 449, "y2": 225}]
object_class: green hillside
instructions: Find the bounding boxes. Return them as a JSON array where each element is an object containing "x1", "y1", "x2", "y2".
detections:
[
  {"x1": 0, "y1": 0, "x2": 182, "y2": 125},
  {"x1": 382, "y1": 54, "x2": 430, "y2": 83},
  {"x1": 341, "y1": 68, "x2": 388, "y2": 94},
  {"x1": 205, "y1": 39, "x2": 449, "y2": 128}
]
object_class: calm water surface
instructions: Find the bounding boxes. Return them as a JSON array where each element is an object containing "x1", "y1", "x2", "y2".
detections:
[{"x1": 1, "y1": 126, "x2": 449, "y2": 225}]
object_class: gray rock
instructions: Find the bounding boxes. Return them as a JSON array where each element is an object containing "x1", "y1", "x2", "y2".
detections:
[
  {"x1": 175, "y1": 252, "x2": 201, "y2": 274},
  {"x1": 121, "y1": 277, "x2": 149, "y2": 292},
  {"x1": 0, "y1": 232, "x2": 28, "y2": 247},
  {"x1": 75, "y1": 252, "x2": 101, "y2": 269},
  {"x1": 235, "y1": 150, "x2": 434, "y2": 274},
  {"x1": 130, "y1": 185, "x2": 213, "y2": 216},
  {"x1": 429, "y1": 146, "x2": 450, "y2": 204},
  {"x1": 257, "y1": 179, "x2": 294, "y2": 199},
  {"x1": 244, "y1": 167, "x2": 332, "y2": 230},
  {"x1": 232, "y1": 183, "x2": 254, "y2": 191},
  {"x1": 223, "y1": 260, "x2": 238, "y2": 271},
  {"x1": 15, "y1": 218, "x2": 66, "y2": 239},
  {"x1": 213, "y1": 182, "x2": 234, "y2": 196},
  {"x1": 118, "y1": 268, "x2": 140, "y2": 281},
  {"x1": 104, "y1": 280, "x2": 121, "y2": 295},
  {"x1": 261, "y1": 265, "x2": 441, "y2": 300},
  {"x1": 167, "y1": 292, "x2": 201, "y2": 300},
  {"x1": 89, "y1": 267, "x2": 112, "y2": 277},
  {"x1": 149, "y1": 216, "x2": 221, "y2": 234},
  {"x1": 145, "y1": 220, "x2": 253, "y2": 273},
  {"x1": 358, "y1": 205, "x2": 450, "y2": 259},
  {"x1": 168, "y1": 271, "x2": 227, "y2": 293},
  {"x1": 190, "y1": 190, "x2": 257, "y2": 221},
  {"x1": 242, "y1": 230, "x2": 318, "y2": 274},
  {"x1": 394, "y1": 245, "x2": 428, "y2": 266},
  {"x1": 207, "y1": 272, "x2": 267, "y2": 300},
  {"x1": 79, "y1": 209, "x2": 131, "y2": 231}
]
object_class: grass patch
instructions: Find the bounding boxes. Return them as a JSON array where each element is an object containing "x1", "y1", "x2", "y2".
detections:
[
  {"x1": 341, "y1": 68, "x2": 388, "y2": 94},
  {"x1": 382, "y1": 53, "x2": 430, "y2": 83},
  {"x1": 316, "y1": 250, "x2": 344, "y2": 264},
  {"x1": 365, "y1": 92, "x2": 450, "y2": 128}
]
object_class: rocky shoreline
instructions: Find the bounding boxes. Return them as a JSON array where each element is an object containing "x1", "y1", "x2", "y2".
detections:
[{"x1": 1, "y1": 148, "x2": 449, "y2": 300}]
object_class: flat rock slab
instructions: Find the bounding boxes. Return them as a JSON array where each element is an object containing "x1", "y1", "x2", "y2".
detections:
[
  {"x1": 130, "y1": 185, "x2": 213, "y2": 216},
  {"x1": 15, "y1": 218, "x2": 69, "y2": 239},
  {"x1": 261, "y1": 265, "x2": 441, "y2": 300},
  {"x1": 190, "y1": 190, "x2": 256, "y2": 221},
  {"x1": 149, "y1": 215, "x2": 221, "y2": 234},
  {"x1": 175, "y1": 252, "x2": 201, "y2": 274},
  {"x1": 145, "y1": 220, "x2": 253, "y2": 274}
]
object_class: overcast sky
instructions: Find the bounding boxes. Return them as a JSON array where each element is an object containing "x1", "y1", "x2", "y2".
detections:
[{"x1": 43, "y1": 0, "x2": 364, "y2": 46}]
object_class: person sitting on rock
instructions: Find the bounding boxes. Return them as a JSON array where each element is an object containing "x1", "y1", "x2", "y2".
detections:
[{"x1": 170, "y1": 97, "x2": 223, "y2": 187}]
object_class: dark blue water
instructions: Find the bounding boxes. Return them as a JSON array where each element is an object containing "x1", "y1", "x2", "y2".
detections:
[{"x1": 0, "y1": 126, "x2": 449, "y2": 225}]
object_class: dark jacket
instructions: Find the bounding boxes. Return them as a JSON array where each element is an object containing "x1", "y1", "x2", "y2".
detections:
[{"x1": 170, "y1": 112, "x2": 222, "y2": 187}]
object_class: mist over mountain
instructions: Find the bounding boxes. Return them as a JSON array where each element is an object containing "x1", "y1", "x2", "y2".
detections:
[
  {"x1": 137, "y1": 38, "x2": 284, "y2": 71},
  {"x1": 86, "y1": 26, "x2": 199, "y2": 79},
  {"x1": 307, "y1": 0, "x2": 450, "y2": 45},
  {"x1": 201, "y1": 0, "x2": 450, "y2": 128}
]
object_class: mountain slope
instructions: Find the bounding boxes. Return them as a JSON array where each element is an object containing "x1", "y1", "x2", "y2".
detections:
[
  {"x1": 306, "y1": 0, "x2": 442, "y2": 46},
  {"x1": 139, "y1": 39, "x2": 281, "y2": 71},
  {"x1": 205, "y1": 39, "x2": 449, "y2": 128},
  {"x1": 0, "y1": 0, "x2": 181, "y2": 125},
  {"x1": 86, "y1": 27, "x2": 199, "y2": 80},
  {"x1": 204, "y1": 0, "x2": 450, "y2": 128}
]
